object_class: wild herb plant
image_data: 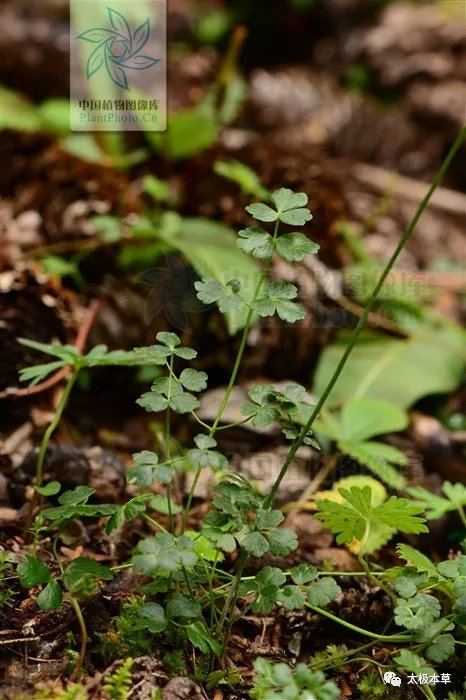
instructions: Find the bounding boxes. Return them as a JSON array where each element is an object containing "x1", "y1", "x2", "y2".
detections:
[{"x1": 15, "y1": 126, "x2": 466, "y2": 695}]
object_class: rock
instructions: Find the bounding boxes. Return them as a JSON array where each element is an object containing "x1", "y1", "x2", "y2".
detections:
[
  {"x1": 239, "y1": 445, "x2": 317, "y2": 504},
  {"x1": 162, "y1": 677, "x2": 203, "y2": 700},
  {"x1": 8, "y1": 444, "x2": 90, "y2": 507}
]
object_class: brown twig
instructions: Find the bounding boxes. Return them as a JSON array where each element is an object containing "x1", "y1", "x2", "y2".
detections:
[{"x1": 0, "y1": 299, "x2": 103, "y2": 400}]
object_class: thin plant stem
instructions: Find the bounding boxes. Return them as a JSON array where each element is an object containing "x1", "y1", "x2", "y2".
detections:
[
  {"x1": 26, "y1": 370, "x2": 79, "y2": 535},
  {"x1": 35, "y1": 370, "x2": 79, "y2": 488},
  {"x1": 69, "y1": 597, "x2": 88, "y2": 681},
  {"x1": 216, "y1": 550, "x2": 248, "y2": 655},
  {"x1": 51, "y1": 539, "x2": 87, "y2": 681},
  {"x1": 304, "y1": 602, "x2": 411, "y2": 642},
  {"x1": 264, "y1": 125, "x2": 466, "y2": 508},
  {"x1": 142, "y1": 513, "x2": 169, "y2": 533},
  {"x1": 210, "y1": 272, "x2": 267, "y2": 435},
  {"x1": 165, "y1": 356, "x2": 174, "y2": 531}
]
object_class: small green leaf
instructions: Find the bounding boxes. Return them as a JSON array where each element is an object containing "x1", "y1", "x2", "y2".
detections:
[
  {"x1": 238, "y1": 566, "x2": 286, "y2": 614},
  {"x1": 136, "y1": 393, "x2": 169, "y2": 412},
  {"x1": 397, "y1": 544, "x2": 440, "y2": 577},
  {"x1": 179, "y1": 368, "x2": 208, "y2": 392},
  {"x1": 425, "y1": 634, "x2": 455, "y2": 662},
  {"x1": 37, "y1": 580, "x2": 63, "y2": 610},
  {"x1": 138, "y1": 602, "x2": 168, "y2": 633},
  {"x1": 276, "y1": 233, "x2": 319, "y2": 261},
  {"x1": 18, "y1": 556, "x2": 51, "y2": 587},
  {"x1": 394, "y1": 649, "x2": 433, "y2": 676},
  {"x1": 186, "y1": 621, "x2": 222, "y2": 655},
  {"x1": 277, "y1": 585, "x2": 305, "y2": 610},
  {"x1": 237, "y1": 227, "x2": 275, "y2": 260},
  {"x1": 58, "y1": 486, "x2": 95, "y2": 506},
  {"x1": 245, "y1": 202, "x2": 278, "y2": 222},
  {"x1": 63, "y1": 557, "x2": 113, "y2": 595},
  {"x1": 156, "y1": 332, "x2": 181, "y2": 349},
  {"x1": 394, "y1": 593, "x2": 441, "y2": 630},
  {"x1": 243, "y1": 532, "x2": 269, "y2": 557},
  {"x1": 256, "y1": 281, "x2": 305, "y2": 323},
  {"x1": 266, "y1": 528, "x2": 298, "y2": 556},
  {"x1": 271, "y1": 189, "x2": 308, "y2": 213},
  {"x1": 279, "y1": 208, "x2": 313, "y2": 226},
  {"x1": 307, "y1": 577, "x2": 341, "y2": 607},
  {"x1": 170, "y1": 392, "x2": 200, "y2": 414},
  {"x1": 290, "y1": 564, "x2": 318, "y2": 585},
  {"x1": 195, "y1": 278, "x2": 226, "y2": 304},
  {"x1": 167, "y1": 595, "x2": 201, "y2": 621},
  {"x1": 132, "y1": 533, "x2": 198, "y2": 575},
  {"x1": 150, "y1": 494, "x2": 182, "y2": 515},
  {"x1": 35, "y1": 481, "x2": 61, "y2": 497}
]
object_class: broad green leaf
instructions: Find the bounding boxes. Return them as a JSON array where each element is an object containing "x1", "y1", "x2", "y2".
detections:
[
  {"x1": 214, "y1": 159, "x2": 269, "y2": 199},
  {"x1": 338, "y1": 440, "x2": 407, "y2": 490},
  {"x1": 279, "y1": 208, "x2": 313, "y2": 226},
  {"x1": 316, "y1": 487, "x2": 427, "y2": 545},
  {"x1": 339, "y1": 399, "x2": 408, "y2": 441},
  {"x1": 147, "y1": 104, "x2": 217, "y2": 160},
  {"x1": 37, "y1": 580, "x2": 63, "y2": 611},
  {"x1": 137, "y1": 392, "x2": 169, "y2": 412},
  {"x1": 195, "y1": 278, "x2": 226, "y2": 304},
  {"x1": 18, "y1": 556, "x2": 50, "y2": 587},
  {"x1": 314, "y1": 328, "x2": 465, "y2": 408},
  {"x1": 394, "y1": 593, "x2": 440, "y2": 630},
  {"x1": 170, "y1": 392, "x2": 200, "y2": 414},
  {"x1": 307, "y1": 577, "x2": 341, "y2": 607}
]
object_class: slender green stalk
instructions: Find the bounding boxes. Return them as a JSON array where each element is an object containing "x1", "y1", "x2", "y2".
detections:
[
  {"x1": 210, "y1": 272, "x2": 266, "y2": 435},
  {"x1": 264, "y1": 125, "x2": 466, "y2": 508},
  {"x1": 216, "y1": 549, "x2": 248, "y2": 655},
  {"x1": 35, "y1": 370, "x2": 79, "y2": 488},
  {"x1": 69, "y1": 596, "x2": 88, "y2": 681},
  {"x1": 304, "y1": 602, "x2": 411, "y2": 642},
  {"x1": 52, "y1": 538, "x2": 87, "y2": 681},
  {"x1": 142, "y1": 513, "x2": 169, "y2": 533}
]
